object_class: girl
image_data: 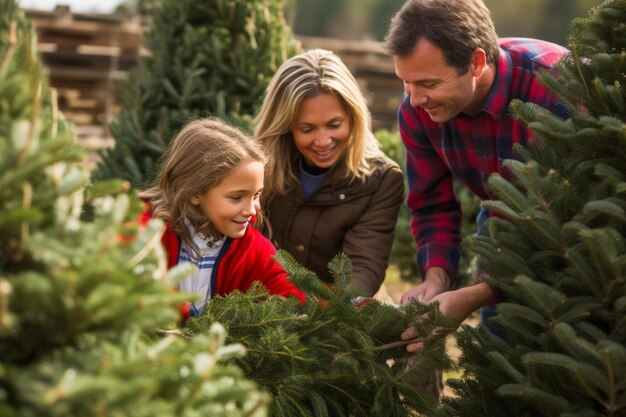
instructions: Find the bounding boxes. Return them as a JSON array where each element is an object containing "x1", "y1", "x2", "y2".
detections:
[
  {"x1": 139, "y1": 118, "x2": 305, "y2": 319},
  {"x1": 255, "y1": 49, "x2": 404, "y2": 297}
]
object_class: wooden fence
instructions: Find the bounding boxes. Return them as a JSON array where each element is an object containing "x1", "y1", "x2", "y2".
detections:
[{"x1": 24, "y1": 6, "x2": 403, "y2": 164}]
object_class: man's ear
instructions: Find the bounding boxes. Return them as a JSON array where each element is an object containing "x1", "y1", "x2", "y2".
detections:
[{"x1": 470, "y1": 48, "x2": 487, "y2": 77}]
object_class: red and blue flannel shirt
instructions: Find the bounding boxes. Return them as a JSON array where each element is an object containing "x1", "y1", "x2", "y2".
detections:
[{"x1": 398, "y1": 38, "x2": 570, "y2": 281}]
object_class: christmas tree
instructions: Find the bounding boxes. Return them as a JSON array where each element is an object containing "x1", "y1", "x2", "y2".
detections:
[
  {"x1": 1, "y1": 2, "x2": 267, "y2": 415},
  {"x1": 439, "y1": 1, "x2": 626, "y2": 416},
  {"x1": 185, "y1": 251, "x2": 456, "y2": 417},
  {"x1": 95, "y1": 0, "x2": 299, "y2": 189}
]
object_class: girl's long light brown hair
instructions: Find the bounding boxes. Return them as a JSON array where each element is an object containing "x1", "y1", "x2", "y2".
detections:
[{"x1": 140, "y1": 118, "x2": 266, "y2": 256}]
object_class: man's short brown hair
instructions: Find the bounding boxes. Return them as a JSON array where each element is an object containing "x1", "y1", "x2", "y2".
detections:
[{"x1": 385, "y1": 0, "x2": 500, "y2": 74}]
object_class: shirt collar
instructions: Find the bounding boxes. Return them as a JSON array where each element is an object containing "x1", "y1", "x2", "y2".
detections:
[
  {"x1": 480, "y1": 46, "x2": 513, "y2": 119},
  {"x1": 185, "y1": 218, "x2": 226, "y2": 250}
]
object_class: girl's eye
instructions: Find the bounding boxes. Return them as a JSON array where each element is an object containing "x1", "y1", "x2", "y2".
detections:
[
  {"x1": 229, "y1": 196, "x2": 242, "y2": 201},
  {"x1": 300, "y1": 127, "x2": 313, "y2": 134}
]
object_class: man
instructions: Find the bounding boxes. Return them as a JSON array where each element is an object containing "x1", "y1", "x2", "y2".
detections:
[{"x1": 384, "y1": 0, "x2": 570, "y2": 353}]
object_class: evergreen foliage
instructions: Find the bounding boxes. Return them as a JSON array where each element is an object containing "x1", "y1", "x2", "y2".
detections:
[
  {"x1": 1, "y1": 2, "x2": 267, "y2": 415},
  {"x1": 185, "y1": 251, "x2": 457, "y2": 417},
  {"x1": 96, "y1": 0, "x2": 299, "y2": 189},
  {"x1": 439, "y1": 1, "x2": 626, "y2": 416}
]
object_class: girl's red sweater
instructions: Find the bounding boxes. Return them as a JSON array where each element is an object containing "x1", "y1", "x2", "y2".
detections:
[{"x1": 139, "y1": 207, "x2": 306, "y2": 319}]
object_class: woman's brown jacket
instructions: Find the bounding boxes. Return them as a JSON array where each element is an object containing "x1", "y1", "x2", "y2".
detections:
[{"x1": 262, "y1": 155, "x2": 404, "y2": 296}]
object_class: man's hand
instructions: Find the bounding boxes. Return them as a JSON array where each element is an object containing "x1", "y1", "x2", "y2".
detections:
[
  {"x1": 401, "y1": 282, "x2": 498, "y2": 359},
  {"x1": 400, "y1": 266, "x2": 451, "y2": 304}
]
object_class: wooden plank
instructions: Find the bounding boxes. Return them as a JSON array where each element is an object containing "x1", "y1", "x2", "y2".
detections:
[{"x1": 40, "y1": 50, "x2": 139, "y2": 71}]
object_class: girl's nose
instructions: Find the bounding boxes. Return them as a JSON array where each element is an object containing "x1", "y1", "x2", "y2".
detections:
[{"x1": 243, "y1": 198, "x2": 257, "y2": 216}]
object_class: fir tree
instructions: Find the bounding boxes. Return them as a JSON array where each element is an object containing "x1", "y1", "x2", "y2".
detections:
[
  {"x1": 439, "y1": 1, "x2": 626, "y2": 416},
  {"x1": 95, "y1": 0, "x2": 299, "y2": 189},
  {"x1": 185, "y1": 251, "x2": 457, "y2": 417},
  {"x1": 1, "y1": 2, "x2": 267, "y2": 415}
]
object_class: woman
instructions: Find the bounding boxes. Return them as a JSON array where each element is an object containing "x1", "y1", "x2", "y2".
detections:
[{"x1": 254, "y1": 49, "x2": 404, "y2": 297}]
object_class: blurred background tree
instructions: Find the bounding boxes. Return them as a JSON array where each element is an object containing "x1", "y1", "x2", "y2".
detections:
[
  {"x1": 116, "y1": 0, "x2": 603, "y2": 45},
  {"x1": 97, "y1": 0, "x2": 299, "y2": 189},
  {"x1": 287, "y1": 0, "x2": 602, "y2": 45}
]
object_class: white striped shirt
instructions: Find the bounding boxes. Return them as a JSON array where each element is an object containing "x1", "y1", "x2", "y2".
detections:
[{"x1": 177, "y1": 225, "x2": 226, "y2": 312}]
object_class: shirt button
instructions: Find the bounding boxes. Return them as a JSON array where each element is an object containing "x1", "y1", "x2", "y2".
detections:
[
  {"x1": 338, "y1": 193, "x2": 346, "y2": 200},
  {"x1": 295, "y1": 244, "x2": 305, "y2": 252}
]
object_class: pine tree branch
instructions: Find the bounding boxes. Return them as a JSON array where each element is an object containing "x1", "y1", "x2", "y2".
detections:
[
  {"x1": 156, "y1": 328, "x2": 186, "y2": 337},
  {"x1": 228, "y1": 315, "x2": 309, "y2": 329},
  {"x1": 245, "y1": 347, "x2": 312, "y2": 363},
  {"x1": 373, "y1": 328, "x2": 453, "y2": 352},
  {"x1": 297, "y1": 317, "x2": 337, "y2": 338},
  {"x1": 243, "y1": 393, "x2": 271, "y2": 417},
  {"x1": 0, "y1": 20, "x2": 16, "y2": 79},
  {"x1": 321, "y1": 381, "x2": 366, "y2": 408}
]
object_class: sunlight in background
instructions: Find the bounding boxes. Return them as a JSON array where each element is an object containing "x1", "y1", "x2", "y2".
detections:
[{"x1": 20, "y1": 0, "x2": 122, "y2": 13}]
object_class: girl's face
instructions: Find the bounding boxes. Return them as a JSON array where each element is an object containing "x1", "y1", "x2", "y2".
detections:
[
  {"x1": 190, "y1": 160, "x2": 264, "y2": 239},
  {"x1": 292, "y1": 93, "x2": 351, "y2": 169}
]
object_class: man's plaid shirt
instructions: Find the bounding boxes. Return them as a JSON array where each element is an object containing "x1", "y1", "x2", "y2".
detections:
[{"x1": 398, "y1": 38, "x2": 570, "y2": 281}]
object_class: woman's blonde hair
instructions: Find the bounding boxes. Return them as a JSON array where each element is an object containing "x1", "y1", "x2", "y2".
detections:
[
  {"x1": 254, "y1": 48, "x2": 383, "y2": 196},
  {"x1": 140, "y1": 118, "x2": 266, "y2": 255}
]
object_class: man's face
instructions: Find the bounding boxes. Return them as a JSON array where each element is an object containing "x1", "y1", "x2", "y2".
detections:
[{"x1": 394, "y1": 38, "x2": 484, "y2": 123}]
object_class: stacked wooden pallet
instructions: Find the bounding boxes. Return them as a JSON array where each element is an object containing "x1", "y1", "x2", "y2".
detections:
[{"x1": 24, "y1": 5, "x2": 144, "y2": 167}]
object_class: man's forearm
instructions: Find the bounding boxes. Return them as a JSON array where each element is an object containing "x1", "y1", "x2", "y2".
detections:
[{"x1": 455, "y1": 282, "x2": 498, "y2": 318}]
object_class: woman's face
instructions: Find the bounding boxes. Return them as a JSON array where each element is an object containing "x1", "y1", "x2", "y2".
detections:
[{"x1": 291, "y1": 93, "x2": 351, "y2": 169}]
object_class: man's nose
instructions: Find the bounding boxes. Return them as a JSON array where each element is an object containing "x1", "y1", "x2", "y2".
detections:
[{"x1": 408, "y1": 85, "x2": 428, "y2": 107}]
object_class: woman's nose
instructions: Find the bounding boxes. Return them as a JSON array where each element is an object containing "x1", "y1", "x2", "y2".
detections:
[{"x1": 314, "y1": 131, "x2": 333, "y2": 147}]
